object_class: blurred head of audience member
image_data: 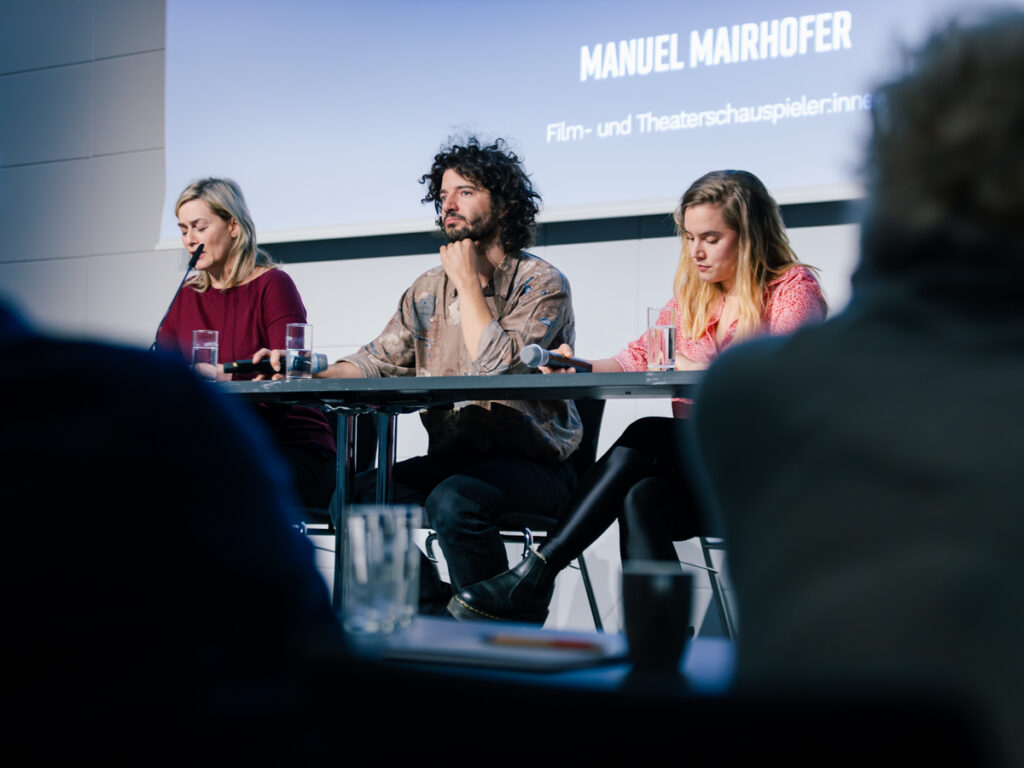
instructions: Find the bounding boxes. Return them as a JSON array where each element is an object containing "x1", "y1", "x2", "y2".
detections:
[
  {"x1": 691, "y1": 12, "x2": 1024, "y2": 767},
  {"x1": 862, "y1": 12, "x2": 1024, "y2": 271}
]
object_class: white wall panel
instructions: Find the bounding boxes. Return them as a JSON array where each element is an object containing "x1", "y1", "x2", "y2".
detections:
[
  {"x1": 0, "y1": 159, "x2": 94, "y2": 263},
  {"x1": 83, "y1": 248, "x2": 181, "y2": 345},
  {"x1": 87, "y1": 148, "x2": 164, "y2": 254},
  {"x1": 91, "y1": 51, "x2": 164, "y2": 155},
  {"x1": 95, "y1": 0, "x2": 165, "y2": 58},
  {"x1": 0, "y1": 256, "x2": 89, "y2": 334},
  {"x1": 0, "y1": 65, "x2": 92, "y2": 165},
  {"x1": 0, "y1": 0, "x2": 93, "y2": 75}
]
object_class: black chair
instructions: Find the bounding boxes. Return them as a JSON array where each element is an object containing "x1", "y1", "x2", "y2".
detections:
[
  {"x1": 698, "y1": 536, "x2": 736, "y2": 639},
  {"x1": 671, "y1": 536, "x2": 736, "y2": 640}
]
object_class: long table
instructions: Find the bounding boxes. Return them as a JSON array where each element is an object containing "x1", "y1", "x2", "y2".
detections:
[
  {"x1": 222, "y1": 370, "x2": 702, "y2": 608},
  {"x1": 223, "y1": 369, "x2": 701, "y2": 408}
]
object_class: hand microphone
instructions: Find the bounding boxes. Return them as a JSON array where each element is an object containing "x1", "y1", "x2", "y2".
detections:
[
  {"x1": 223, "y1": 352, "x2": 328, "y2": 377},
  {"x1": 520, "y1": 344, "x2": 593, "y2": 372},
  {"x1": 150, "y1": 244, "x2": 204, "y2": 352}
]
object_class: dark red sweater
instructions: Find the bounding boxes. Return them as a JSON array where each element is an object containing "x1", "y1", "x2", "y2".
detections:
[{"x1": 157, "y1": 269, "x2": 334, "y2": 454}]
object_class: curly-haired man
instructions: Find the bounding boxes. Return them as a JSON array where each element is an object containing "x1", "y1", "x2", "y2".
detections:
[{"x1": 324, "y1": 138, "x2": 581, "y2": 614}]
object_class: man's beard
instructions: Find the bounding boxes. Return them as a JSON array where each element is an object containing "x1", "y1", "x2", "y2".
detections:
[{"x1": 440, "y1": 209, "x2": 500, "y2": 246}]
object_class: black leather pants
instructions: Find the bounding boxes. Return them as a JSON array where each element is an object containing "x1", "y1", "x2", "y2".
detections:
[{"x1": 539, "y1": 416, "x2": 704, "y2": 570}]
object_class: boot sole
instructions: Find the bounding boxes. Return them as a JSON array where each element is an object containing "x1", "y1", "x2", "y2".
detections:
[{"x1": 447, "y1": 595, "x2": 548, "y2": 624}]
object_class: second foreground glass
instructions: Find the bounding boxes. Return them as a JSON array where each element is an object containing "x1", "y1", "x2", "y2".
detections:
[{"x1": 342, "y1": 505, "x2": 422, "y2": 636}]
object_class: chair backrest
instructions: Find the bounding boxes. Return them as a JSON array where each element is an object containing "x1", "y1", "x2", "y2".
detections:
[{"x1": 569, "y1": 398, "x2": 606, "y2": 478}]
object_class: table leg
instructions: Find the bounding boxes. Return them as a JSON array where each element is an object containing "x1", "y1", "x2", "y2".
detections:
[
  {"x1": 375, "y1": 411, "x2": 397, "y2": 504},
  {"x1": 331, "y1": 412, "x2": 357, "y2": 611}
]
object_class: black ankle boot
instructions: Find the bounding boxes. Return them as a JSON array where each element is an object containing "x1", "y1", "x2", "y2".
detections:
[{"x1": 447, "y1": 548, "x2": 554, "y2": 624}]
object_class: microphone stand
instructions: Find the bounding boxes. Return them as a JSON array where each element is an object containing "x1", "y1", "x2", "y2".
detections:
[{"x1": 150, "y1": 245, "x2": 203, "y2": 352}]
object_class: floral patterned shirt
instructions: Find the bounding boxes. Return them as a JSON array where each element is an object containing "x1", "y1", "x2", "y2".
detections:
[
  {"x1": 341, "y1": 251, "x2": 582, "y2": 461},
  {"x1": 614, "y1": 265, "x2": 827, "y2": 416}
]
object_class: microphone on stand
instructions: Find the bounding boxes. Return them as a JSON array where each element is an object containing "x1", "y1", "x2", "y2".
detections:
[
  {"x1": 185, "y1": 243, "x2": 204, "y2": 271},
  {"x1": 150, "y1": 244, "x2": 204, "y2": 352},
  {"x1": 520, "y1": 344, "x2": 593, "y2": 372}
]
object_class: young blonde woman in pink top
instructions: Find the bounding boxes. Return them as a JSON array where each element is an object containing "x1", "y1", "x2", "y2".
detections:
[{"x1": 448, "y1": 169, "x2": 827, "y2": 624}]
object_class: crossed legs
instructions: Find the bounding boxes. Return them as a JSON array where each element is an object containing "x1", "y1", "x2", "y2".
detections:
[{"x1": 448, "y1": 417, "x2": 707, "y2": 622}]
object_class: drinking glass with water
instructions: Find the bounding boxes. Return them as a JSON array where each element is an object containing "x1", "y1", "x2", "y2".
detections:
[
  {"x1": 285, "y1": 323, "x2": 313, "y2": 379},
  {"x1": 646, "y1": 307, "x2": 676, "y2": 371},
  {"x1": 191, "y1": 329, "x2": 219, "y2": 380}
]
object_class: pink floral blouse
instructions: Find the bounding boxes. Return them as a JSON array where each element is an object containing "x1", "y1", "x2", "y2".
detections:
[{"x1": 613, "y1": 265, "x2": 827, "y2": 416}]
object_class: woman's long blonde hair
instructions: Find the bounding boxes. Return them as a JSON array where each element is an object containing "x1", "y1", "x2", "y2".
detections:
[
  {"x1": 175, "y1": 178, "x2": 276, "y2": 293},
  {"x1": 673, "y1": 170, "x2": 803, "y2": 341}
]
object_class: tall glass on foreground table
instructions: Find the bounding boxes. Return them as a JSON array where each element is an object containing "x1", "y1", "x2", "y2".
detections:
[
  {"x1": 622, "y1": 560, "x2": 692, "y2": 674},
  {"x1": 342, "y1": 505, "x2": 422, "y2": 638}
]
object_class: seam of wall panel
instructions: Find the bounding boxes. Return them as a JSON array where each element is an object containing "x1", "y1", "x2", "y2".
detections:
[
  {"x1": 89, "y1": 9, "x2": 96, "y2": 164},
  {"x1": 0, "y1": 60, "x2": 93, "y2": 77},
  {"x1": 0, "y1": 246, "x2": 168, "y2": 264},
  {"x1": 94, "y1": 49, "x2": 165, "y2": 63},
  {"x1": 0, "y1": 48, "x2": 165, "y2": 79},
  {"x1": 1, "y1": 147, "x2": 166, "y2": 171}
]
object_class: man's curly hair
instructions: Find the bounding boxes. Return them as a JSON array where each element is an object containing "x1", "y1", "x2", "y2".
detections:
[{"x1": 420, "y1": 137, "x2": 541, "y2": 254}]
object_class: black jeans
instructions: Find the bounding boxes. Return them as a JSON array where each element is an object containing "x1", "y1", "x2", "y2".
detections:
[
  {"x1": 276, "y1": 444, "x2": 337, "y2": 510},
  {"x1": 540, "y1": 417, "x2": 706, "y2": 569},
  {"x1": 355, "y1": 449, "x2": 577, "y2": 592}
]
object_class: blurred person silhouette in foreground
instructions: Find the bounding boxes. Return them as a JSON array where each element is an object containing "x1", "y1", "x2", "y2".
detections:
[
  {"x1": 692, "y1": 12, "x2": 1024, "y2": 767},
  {"x1": 2, "y1": 300, "x2": 341, "y2": 761}
]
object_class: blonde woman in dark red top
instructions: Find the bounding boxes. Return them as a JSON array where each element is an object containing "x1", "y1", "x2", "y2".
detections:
[{"x1": 157, "y1": 178, "x2": 335, "y2": 508}]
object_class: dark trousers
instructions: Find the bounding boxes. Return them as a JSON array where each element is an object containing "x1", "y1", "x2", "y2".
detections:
[
  {"x1": 356, "y1": 449, "x2": 577, "y2": 597},
  {"x1": 542, "y1": 417, "x2": 706, "y2": 569},
  {"x1": 276, "y1": 444, "x2": 337, "y2": 510}
]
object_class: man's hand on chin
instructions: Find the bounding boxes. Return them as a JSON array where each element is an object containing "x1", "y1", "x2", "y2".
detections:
[{"x1": 440, "y1": 238, "x2": 482, "y2": 289}]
